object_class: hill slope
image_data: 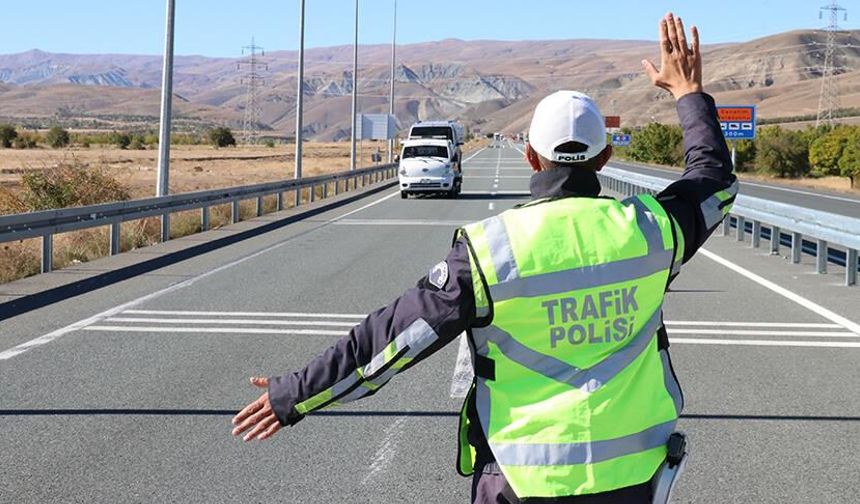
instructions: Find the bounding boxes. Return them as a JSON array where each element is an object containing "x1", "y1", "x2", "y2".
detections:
[{"x1": 1, "y1": 30, "x2": 859, "y2": 138}]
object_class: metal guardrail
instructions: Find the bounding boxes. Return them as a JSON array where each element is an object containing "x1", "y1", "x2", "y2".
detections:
[
  {"x1": 0, "y1": 163, "x2": 398, "y2": 274},
  {"x1": 599, "y1": 166, "x2": 860, "y2": 287}
]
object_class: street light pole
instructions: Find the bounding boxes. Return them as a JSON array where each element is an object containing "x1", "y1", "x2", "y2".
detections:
[
  {"x1": 294, "y1": 0, "x2": 306, "y2": 205},
  {"x1": 350, "y1": 0, "x2": 359, "y2": 171},
  {"x1": 156, "y1": 0, "x2": 176, "y2": 242},
  {"x1": 388, "y1": 0, "x2": 397, "y2": 164}
]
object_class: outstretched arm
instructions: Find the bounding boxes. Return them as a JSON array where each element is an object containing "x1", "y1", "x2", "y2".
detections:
[
  {"x1": 232, "y1": 239, "x2": 478, "y2": 441},
  {"x1": 643, "y1": 13, "x2": 738, "y2": 267}
]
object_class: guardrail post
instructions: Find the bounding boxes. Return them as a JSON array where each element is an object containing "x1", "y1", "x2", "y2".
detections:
[
  {"x1": 722, "y1": 216, "x2": 731, "y2": 237},
  {"x1": 41, "y1": 233, "x2": 52, "y2": 273},
  {"x1": 277, "y1": 192, "x2": 284, "y2": 211},
  {"x1": 335, "y1": 179, "x2": 340, "y2": 196},
  {"x1": 323, "y1": 183, "x2": 329, "y2": 199},
  {"x1": 791, "y1": 232, "x2": 802, "y2": 264},
  {"x1": 751, "y1": 221, "x2": 761, "y2": 248},
  {"x1": 231, "y1": 200, "x2": 240, "y2": 224},
  {"x1": 110, "y1": 222, "x2": 121, "y2": 255},
  {"x1": 847, "y1": 249, "x2": 858, "y2": 286},
  {"x1": 201, "y1": 206, "x2": 210, "y2": 231},
  {"x1": 161, "y1": 214, "x2": 170, "y2": 242},
  {"x1": 816, "y1": 240, "x2": 828, "y2": 274},
  {"x1": 736, "y1": 216, "x2": 745, "y2": 242},
  {"x1": 256, "y1": 196, "x2": 264, "y2": 217},
  {"x1": 311, "y1": 185, "x2": 316, "y2": 203},
  {"x1": 770, "y1": 225, "x2": 781, "y2": 255},
  {"x1": 294, "y1": 189, "x2": 301, "y2": 208}
]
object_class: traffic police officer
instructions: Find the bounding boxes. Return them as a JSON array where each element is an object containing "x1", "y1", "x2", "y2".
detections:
[{"x1": 233, "y1": 13, "x2": 737, "y2": 503}]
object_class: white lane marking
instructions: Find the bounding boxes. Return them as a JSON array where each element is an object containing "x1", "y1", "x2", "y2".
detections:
[
  {"x1": 361, "y1": 416, "x2": 410, "y2": 486},
  {"x1": 463, "y1": 148, "x2": 487, "y2": 163},
  {"x1": 700, "y1": 248, "x2": 860, "y2": 335},
  {"x1": 665, "y1": 321, "x2": 843, "y2": 329},
  {"x1": 671, "y1": 338, "x2": 860, "y2": 348},
  {"x1": 608, "y1": 162, "x2": 860, "y2": 205},
  {"x1": 468, "y1": 176, "x2": 531, "y2": 179},
  {"x1": 124, "y1": 310, "x2": 366, "y2": 319},
  {"x1": 106, "y1": 317, "x2": 359, "y2": 327},
  {"x1": 741, "y1": 180, "x2": 860, "y2": 204},
  {"x1": 0, "y1": 190, "x2": 399, "y2": 361},
  {"x1": 669, "y1": 329, "x2": 858, "y2": 338},
  {"x1": 488, "y1": 202, "x2": 495, "y2": 211},
  {"x1": 83, "y1": 326, "x2": 349, "y2": 336},
  {"x1": 332, "y1": 219, "x2": 468, "y2": 227},
  {"x1": 450, "y1": 333, "x2": 473, "y2": 398}
]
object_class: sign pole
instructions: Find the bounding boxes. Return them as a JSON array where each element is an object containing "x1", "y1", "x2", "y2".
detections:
[
  {"x1": 350, "y1": 0, "x2": 359, "y2": 172},
  {"x1": 731, "y1": 140, "x2": 737, "y2": 170},
  {"x1": 156, "y1": 0, "x2": 176, "y2": 243},
  {"x1": 295, "y1": 0, "x2": 306, "y2": 206}
]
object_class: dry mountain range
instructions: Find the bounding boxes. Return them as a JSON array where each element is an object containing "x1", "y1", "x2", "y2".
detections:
[{"x1": 1, "y1": 29, "x2": 859, "y2": 139}]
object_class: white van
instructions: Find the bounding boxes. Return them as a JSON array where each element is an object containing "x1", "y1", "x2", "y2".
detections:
[
  {"x1": 398, "y1": 139, "x2": 461, "y2": 199},
  {"x1": 407, "y1": 121, "x2": 465, "y2": 172}
]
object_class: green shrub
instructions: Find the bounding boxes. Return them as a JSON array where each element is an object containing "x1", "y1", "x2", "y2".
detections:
[
  {"x1": 46, "y1": 127, "x2": 71, "y2": 148},
  {"x1": 110, "y1": 131, "x2": 132, "y2": 149},
  {"x1": 20, "y1": 162, "x2": 131, "y2": 211},
  {"x1": 0, "y1": 124, "x2": 17, "y2": 148},
  {"x1": 208, "y1": 127, "x2": 236, "y2": 148}
]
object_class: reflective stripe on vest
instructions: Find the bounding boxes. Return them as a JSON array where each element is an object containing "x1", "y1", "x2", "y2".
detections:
[{"x1": 458, "y1": 194, "x2": 682, "y2": 498}]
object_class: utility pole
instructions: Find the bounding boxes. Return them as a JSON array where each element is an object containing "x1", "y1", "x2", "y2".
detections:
[
  {"x1": 295, "y1": 0, "x2": 306, "y2": 191},
  {"x1": 350, "y1": 0, "x2": 359, "y2": 171},
  {"x1": 239, "y1": 37, "x2": 267, "y2": 145},
  {"x1": 388, "y1": 0, "x2": 397, "y2": 164},
  {"x1": 156, "y1": 0, "x2": 176, "y2": 242},
  {"x1": 816, "y1": 1, "x2": 848, "y2": 127}
]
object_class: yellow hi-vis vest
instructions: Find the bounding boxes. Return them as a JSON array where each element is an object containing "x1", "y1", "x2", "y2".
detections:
[{"x1": 456, "y1": 194, "x2": 686, "y2": 498}]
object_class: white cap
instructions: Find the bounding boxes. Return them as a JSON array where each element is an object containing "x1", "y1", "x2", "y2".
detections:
[{"x1": 528, "y1": 91, "x2": 607, "y2": 163}]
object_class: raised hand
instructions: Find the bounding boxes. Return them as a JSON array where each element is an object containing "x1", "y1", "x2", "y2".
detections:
[
  {"x1": 231, "y1": 376, "x2": 283, "y2": 442},
  {"x1": 642, "y1": 13, "x2": 703, "y2": 100}
]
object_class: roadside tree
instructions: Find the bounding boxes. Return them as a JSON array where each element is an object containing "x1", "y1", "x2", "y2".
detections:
[
  {"x1": 625, "y1": 123, "x2": 683, "y2": 166},
  {"x1": 755, "y1": 126, "x2": 809, "y2": 178}
]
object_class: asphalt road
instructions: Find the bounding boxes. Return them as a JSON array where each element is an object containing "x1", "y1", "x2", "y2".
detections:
[
  {"x1": 1, "y1": 146, "x2": 859, "y2": 503},
  {"x1": 609, "y1": 159, "x2": 860, "y2": 218}
]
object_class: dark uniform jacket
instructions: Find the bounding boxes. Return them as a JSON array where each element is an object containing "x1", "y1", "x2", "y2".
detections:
[{"x1": 268, "y1": 93, "x2": 737, "y2": 503}]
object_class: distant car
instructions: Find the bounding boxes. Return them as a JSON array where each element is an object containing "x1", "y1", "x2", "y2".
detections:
[{"x1": 398, "y1": 139, "x2": 462, "y2": 199}]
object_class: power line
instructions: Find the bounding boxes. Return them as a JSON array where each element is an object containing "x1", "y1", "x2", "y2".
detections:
[
  {"x1": 817, "y1": 1, "x2": 849, "y2": 127},
  {"x1": 238, "y1": 37, "x2": 268, "y2": 145}
]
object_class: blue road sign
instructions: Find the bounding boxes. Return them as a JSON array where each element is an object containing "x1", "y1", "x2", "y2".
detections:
[
  {"x1": 717, "y1": 106, "x2": 756, "y2": 140},
  {"x1": 611, "y1": 133, "x2": 631, "y2": 147}
]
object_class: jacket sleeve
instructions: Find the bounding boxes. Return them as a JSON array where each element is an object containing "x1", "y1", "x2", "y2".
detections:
[
  {"x1": 657, "y1": 93, "x2": 739, "y2": 266},
  {"x1": 267, "y1": 238, "x2": 476, "y2": 426}
]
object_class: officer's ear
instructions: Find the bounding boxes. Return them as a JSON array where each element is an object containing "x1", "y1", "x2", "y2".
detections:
[
  {"x1": 593, "y1": 145, "x2": 613, "y2": 173},
  {"x1": 525, "y1": 143, "x2": 542, "y2": 173}
]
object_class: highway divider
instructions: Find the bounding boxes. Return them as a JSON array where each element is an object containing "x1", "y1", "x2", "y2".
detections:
[{"x1": 599, "y1": 166, "x2": 860, "y2": 287}]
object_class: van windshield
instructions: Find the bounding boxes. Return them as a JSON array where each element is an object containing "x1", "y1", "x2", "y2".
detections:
[
  {"x1": 402, "y1": 145, "x2": 449, "y2": 159},
  {"x1": 410, "y1": 126, "x2": 454, "y2": 141}
]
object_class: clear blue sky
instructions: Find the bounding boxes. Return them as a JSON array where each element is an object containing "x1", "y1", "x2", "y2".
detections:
[{"x1": 0, "y1": 0, "x2": 852, "y2": 57}]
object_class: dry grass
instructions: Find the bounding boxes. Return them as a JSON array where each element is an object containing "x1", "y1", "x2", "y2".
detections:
[
  {"x1": 0, "y1": 141, "x2": 393, "y2": 199},
  {"x1": 0, "y1": 141, "x2": 399, "y2": 285}
]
